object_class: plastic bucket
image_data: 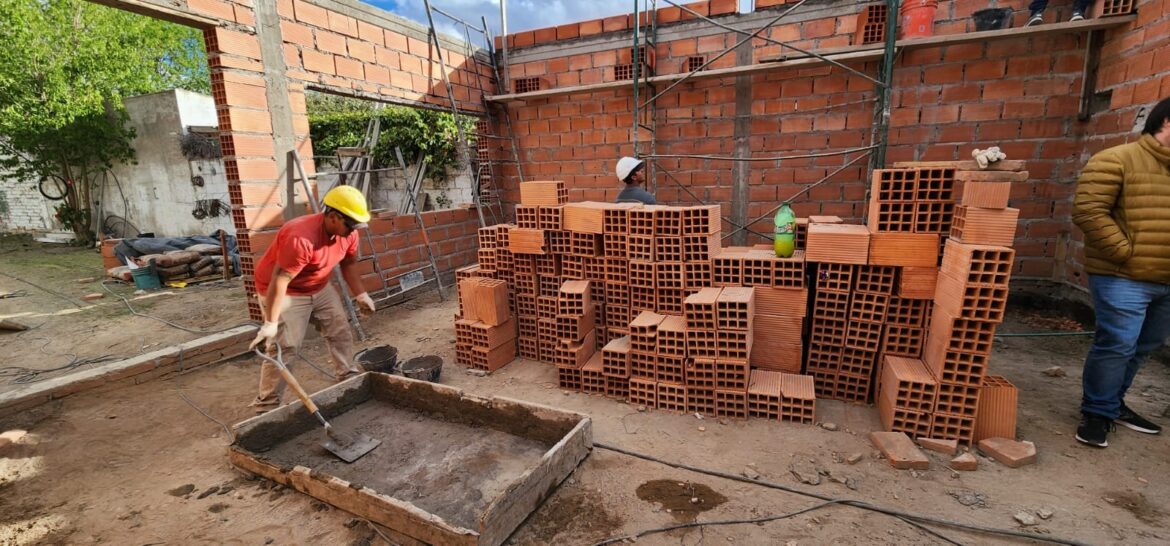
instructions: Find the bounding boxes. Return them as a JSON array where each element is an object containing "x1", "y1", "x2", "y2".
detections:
[
  {"x1": 400, "y1": 355, "x2": 443, "y2": 383},
  {"x1": 355, "y1": 345, "x2": 398, "y2": 374},
  {"x1": 131, "y1": 266, "x2": 162, "y2": 290},
  {"x1": 900, "y1": 0, "x2": 938, "y2": 38}
]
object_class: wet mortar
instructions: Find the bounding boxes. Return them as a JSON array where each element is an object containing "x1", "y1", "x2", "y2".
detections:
[
  {"x1": 635, "y1": 479, "x2": 728, "y2": 522},
  {"x1": 254, "y1": 399, "x2": 550, "y2": 530}
]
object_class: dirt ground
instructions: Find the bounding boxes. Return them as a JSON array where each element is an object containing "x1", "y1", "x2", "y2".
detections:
[
  {"x1": 3, "y1": 287, "x2": 1170, "y2": 545},
  {"x1": 0, "y1": 236, "x2": 248, "y2": 394}
]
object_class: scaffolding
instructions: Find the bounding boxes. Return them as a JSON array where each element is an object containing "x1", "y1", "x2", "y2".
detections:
[{"x1": 485, "y1": 3, "x2": 1134, "y2": 239}]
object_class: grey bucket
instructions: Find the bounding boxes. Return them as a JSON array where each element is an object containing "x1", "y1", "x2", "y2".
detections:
[
  {"x1": 400, "y1": 355, "x2": 443, "y2": 382},
  {"x1": 355, "y1": 345, "x2": 398, "y2": 374}
]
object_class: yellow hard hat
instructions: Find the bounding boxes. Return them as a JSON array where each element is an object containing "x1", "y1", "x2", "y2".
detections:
[{"x1": 322, "y1": 185, "x2": 371, "y2": 224}]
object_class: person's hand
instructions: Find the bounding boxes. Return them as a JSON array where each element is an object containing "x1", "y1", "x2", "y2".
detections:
[
  {"x1": 355, "y1": 292, "x2": 376, "y2": 313},
  {"x1": 250, "y1": 321, "x2": 278, "y2": 350}
]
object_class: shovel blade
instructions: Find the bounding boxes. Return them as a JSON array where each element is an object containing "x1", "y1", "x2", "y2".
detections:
[{"x1": 321, "y1": 430, "x2": 381, "y2": 463}]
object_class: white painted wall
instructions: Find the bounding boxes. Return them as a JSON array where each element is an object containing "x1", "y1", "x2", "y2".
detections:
[
  {"x1": 103, "y1": 89, "x2": 234, "y2": 237},
  {"x1": 0, "y1": 90, "x2": 235, "y2": 237},
  {"x1": 0, "y1": 160, "x2": 60, "y2": 233}
]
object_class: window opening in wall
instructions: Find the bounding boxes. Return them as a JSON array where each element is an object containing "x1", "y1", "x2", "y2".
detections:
[
  {"x1": 685, "y1": 56, "x2": 706, "y2": 73},
  {"x1": 306, "y1": 91, "x2": 478, "y2": 213},
  {"x1": 513, "y1": 77, "x2": 542, "y2": 94}
]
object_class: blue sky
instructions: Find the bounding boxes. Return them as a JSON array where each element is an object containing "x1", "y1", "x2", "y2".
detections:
[{"x1": 367, "y1": 0, "x2": 634, "y2": 37}]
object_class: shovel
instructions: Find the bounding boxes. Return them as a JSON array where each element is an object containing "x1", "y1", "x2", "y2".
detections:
[{"x1": 254, "y1": 345, "x2": 381, "y2": 463}]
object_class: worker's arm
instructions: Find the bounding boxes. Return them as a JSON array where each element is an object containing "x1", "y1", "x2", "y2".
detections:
[
  {"x1": 1071, "y1": 150, "x2": 1133, "y2": 264},
  {"x1": 263, "y1": 267, "x2": 295, "y2": 324},
  {"x1": 251, "y1": 266, "x2": 294, "y2": 349},
  {"x1": 340, "y1": 253, "x2": 376, "y2": 312}
]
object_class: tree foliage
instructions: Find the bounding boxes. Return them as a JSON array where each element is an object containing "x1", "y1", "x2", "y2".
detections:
[
  {"x1": 0, "y1": 0, "x2": 210, "y2": 243},
  {"x1": 307, "y1": 92, "x2": 477, "y2": 182}
]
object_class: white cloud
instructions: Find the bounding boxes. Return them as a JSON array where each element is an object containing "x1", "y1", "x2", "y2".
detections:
[{"x1": 366, "y1": 0, "x2": 633, "y2": 37}]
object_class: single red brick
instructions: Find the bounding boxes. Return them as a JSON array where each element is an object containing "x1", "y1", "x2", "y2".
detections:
[
  {"x1": 870, "y1": 431, "x2": 930, "y2": 470},
  {"x1": 916, "y1": 437, "x2": 959, "y2": 455},
  {"x1": 950, "y1": 452, "x2": 978, "y2": 471},
  {"x1": 977, "y1": 437, "x2": 1036, "y2": 468}
]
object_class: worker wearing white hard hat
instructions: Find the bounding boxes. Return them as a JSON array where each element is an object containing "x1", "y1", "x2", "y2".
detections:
[{"x1": 615, "y1": 156, "x2": 656, "y2": 205}]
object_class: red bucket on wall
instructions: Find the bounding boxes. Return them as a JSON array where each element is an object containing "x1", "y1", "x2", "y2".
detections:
[{"x1": 900, "y1": 0, "x2": 939, "y2": 38}]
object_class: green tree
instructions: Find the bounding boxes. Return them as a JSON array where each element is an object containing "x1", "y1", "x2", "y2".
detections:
[
  {"x1": 0, "y1": 0, "x2": 210, "y2": 244},
  {"x1": 306, "y1": 92, "x2": 477, "y2": 183}
]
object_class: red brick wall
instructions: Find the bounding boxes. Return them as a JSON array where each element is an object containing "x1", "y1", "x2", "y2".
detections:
[
  {"x1": 355, "y1": 207, "x2": 481, "y2": 294},
  {"x1": 104, "y1": 0, "x2": 493, "y2": 319},
  {"x1": 489, "y1": 0, "x2": 1169, "y2": 287}
]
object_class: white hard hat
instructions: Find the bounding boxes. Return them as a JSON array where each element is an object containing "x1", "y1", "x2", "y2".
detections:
[{"x1": 616, "y1": 156, "x2": 644, "y2": 182}]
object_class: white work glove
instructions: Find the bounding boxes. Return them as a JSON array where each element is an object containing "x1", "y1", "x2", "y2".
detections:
[
  {"x1": 355, "y1": 292, "x2": 376, "y2": 313},
  {"x1": 971, "y1": 146, "x2": 1007, "y2": 169},
  {"x1": 250, "y1": 321, "x2": 279, "y2": 350}
]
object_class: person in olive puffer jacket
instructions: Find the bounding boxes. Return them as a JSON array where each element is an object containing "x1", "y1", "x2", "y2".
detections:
[{"x1": 1070, "y1": 96, "x2": 1170, "y2": 448}]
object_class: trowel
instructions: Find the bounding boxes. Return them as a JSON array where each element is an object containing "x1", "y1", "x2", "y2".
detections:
[{"x1": 254, "y1": 346, "x2": 381, "y2": 463}]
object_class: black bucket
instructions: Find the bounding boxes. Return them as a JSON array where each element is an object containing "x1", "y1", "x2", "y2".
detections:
[
  {"x1": 355, "y1": 345, "x2": 398, "y2": 374},
  {"x1": 972, "y1": 8, "x2": 1013, "y2": 31},
  {"x1": 400, "y1": 355, "x2": 443, "y2": 383}
]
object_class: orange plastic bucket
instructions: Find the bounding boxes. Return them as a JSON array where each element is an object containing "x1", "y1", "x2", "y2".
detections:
[{"x1": 900, "y1": 0, "x2": 938, "y2": 38}]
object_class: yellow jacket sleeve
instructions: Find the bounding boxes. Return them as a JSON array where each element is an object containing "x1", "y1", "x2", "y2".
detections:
[{"x1": 1072, "y1": 150, "x2": 1133, "y2": 264}]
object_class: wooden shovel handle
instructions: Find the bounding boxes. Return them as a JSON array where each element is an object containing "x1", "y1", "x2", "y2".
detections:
[{"x1": 275, "y1": 364, "x2": 320, "y2": 415}]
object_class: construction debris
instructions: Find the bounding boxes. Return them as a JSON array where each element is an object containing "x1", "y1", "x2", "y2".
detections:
[
  {"x1": 869, "y1": 431, "x2": 930, "y2": 470},
  {"x1": 978, "y1": 438, "x2": 1038, "y2": 468},
  {"x1": 950, "y1": 452, "x2": 979, "y2": 471},
  {"x1": 917, "y1": 437, "x2": 959, "y2": 455}
]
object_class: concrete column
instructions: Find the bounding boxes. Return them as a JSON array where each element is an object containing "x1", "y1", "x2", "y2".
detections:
[
  {"x1": 251, "y1": 1, "x2": 299, "y2": 220},
  {"x1": 732, "y1": 39, "x2": 752, "y2": 246}
]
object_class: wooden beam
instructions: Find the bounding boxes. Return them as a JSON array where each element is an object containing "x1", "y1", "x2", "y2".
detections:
[
  {"x1": 485, "y1": 50, "x2": 883, "y2": 103},
  {"x1": 761, "y1": 15, "x2": 1136, "y2": 63},
  {"x1": 1078, "y1": 29, "x2": 1104, "y2": 121},
  {"x1": 89, "y1": 0, "x2": 223, "y2": 28}
]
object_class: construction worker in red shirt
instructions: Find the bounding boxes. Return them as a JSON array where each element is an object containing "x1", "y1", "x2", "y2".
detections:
[{"x1": 248, "y1": 185, "x2": 376, "y2": 411}]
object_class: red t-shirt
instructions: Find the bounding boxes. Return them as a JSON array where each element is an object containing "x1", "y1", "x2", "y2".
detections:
[{"x1": 255, "y1": 213, "x2": 358, "y2": 296}]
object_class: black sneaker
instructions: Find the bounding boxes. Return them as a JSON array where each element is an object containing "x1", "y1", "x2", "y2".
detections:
[
  {"x1": 1116, "y1": 404, "x2": 1162, "y2": 434},
  {"x1": 1026, "y1": 10, "x2": 1045, "y2": 26},
  {"x1": 1076, "y1": 414, "x2": 1113, "y2": 447},
  {"x1": 1070, "y1": 11, "x2": 1085, "y2": 22}
]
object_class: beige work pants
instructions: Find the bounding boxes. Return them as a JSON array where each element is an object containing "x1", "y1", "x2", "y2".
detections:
[{"x1": 252, "y1": 284, "x2": 360, "y2": 407}]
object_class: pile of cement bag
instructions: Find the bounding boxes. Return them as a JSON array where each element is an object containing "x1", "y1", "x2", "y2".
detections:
[{"x1": 106, "y1": 230, "x2": 240, "y2": 282}]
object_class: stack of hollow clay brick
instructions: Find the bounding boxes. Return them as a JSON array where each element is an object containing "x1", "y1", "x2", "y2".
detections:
[
  {"x1": 454, "y1": 275, "x2": 518, "y2": 372},
  {"x1": 553, "y1": 280, "x2": 599, "y2": 390},
  {"x1": 872, "y1": 160, "x2": 1027, "y2": 444},
  {"x1": 456, "y1": 179, "x2": 818, "y2": 423},
  {"x1": 803, "y1": 199, "x2": 941, "y2": 403}
]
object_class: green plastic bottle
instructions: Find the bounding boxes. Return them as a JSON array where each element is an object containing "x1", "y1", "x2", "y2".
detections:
[{"x1": 773, "y1": 202, "x2": 796, "y2": 258}]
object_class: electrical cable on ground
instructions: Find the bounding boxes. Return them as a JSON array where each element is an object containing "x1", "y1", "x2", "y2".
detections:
[
  {"x1": 0, "y1": 354, "x2": 118, "y2": 384},
  {"x1": 995, "y1": 331, "x2": 1093, "y2": 338},
  {"x1": 591, "y1": 499, "x2": 847, "y2": 546},
  {"x1": 0, "y1": 270, "x2": 83, "y2": 308},
  {"x1": 593, "y1": 442, "x2": 1091, "y2": 546},
  {"x1": 100, "y1": 281, "x2": 252, "y2": 335}
]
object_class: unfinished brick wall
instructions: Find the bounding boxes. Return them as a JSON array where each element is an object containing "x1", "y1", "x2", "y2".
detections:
[
  {"x1": 488, "y1": 0, "x2": 1169, "y2": 288},
  {"x1": 99, "y1": 0, "x2": 492, "y2": 320}
]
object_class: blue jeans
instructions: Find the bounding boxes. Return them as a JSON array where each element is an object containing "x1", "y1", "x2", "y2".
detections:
[
  {"x1": 1082, "y1": 274, "x2": 1170, "y2": 419},
  {"x1": 1028, "y1": 0, "x2": 1092, "y2": 12}
]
